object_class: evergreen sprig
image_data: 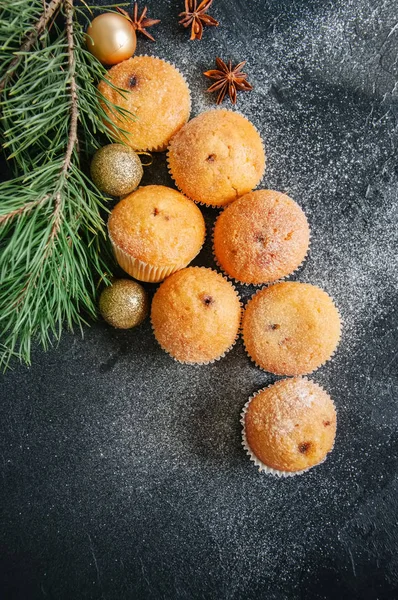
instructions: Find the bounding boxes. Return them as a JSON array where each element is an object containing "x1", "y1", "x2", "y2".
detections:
[{"x1": 0, "y1": 0, "x2": 133, "y2": 369}]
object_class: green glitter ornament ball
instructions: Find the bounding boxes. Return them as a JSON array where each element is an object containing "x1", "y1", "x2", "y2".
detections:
[
  {"x1": 99, "y1": 279, "x2": 149, "y2": 329},
  {"x1": 90, "y1": 144, "x2": 144, "y2": 196}
]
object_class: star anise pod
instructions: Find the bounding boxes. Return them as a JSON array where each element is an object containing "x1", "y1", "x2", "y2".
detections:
[
  {"x1": 117, "y1": 3, "x2": 160, "y2": 42},
  {"x1": 179, "y1": 0, "x2": 219, "y2": 41},
  {"x1": 204, "y1": 57, "x2": 253, "y2": 105}
]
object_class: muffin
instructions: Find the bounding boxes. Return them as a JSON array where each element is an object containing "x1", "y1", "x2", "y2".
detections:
[
  {"x1": 98, "y1": 56, "x2": 191, "y2": 151},
  {"x1": 213, "y1": 189, "x2": 310, "y2": 284},
  {"x1": 241, "y1": 377, "x2": 337, "y2": 475},
  {"x1": 108, "y1": 185, "x2": 205, "y2": 283},
  {"x1": 151, "y1": 267, "x2": 241, "y2": 364},
  {"x1": 242, "y1": 282, "x2": 341, "y2": 375},
  {"x1": 167, "y1": 110, "x2": 266, "y2": 207}
]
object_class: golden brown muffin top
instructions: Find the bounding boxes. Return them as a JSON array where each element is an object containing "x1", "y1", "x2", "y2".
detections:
[
  {"x1": 108, "y1": 185, "x2": 205, "y2": 265},
  {"x1": 242, "y1": 282, "x2": 341, "y2": 375},
  {"x1": 244, "y1": 377, "x2": 336, "y2": 472},
  {"x1": 167, "y1": 110, "x2": 265, "y2": 207},
  {"x1": 213, "y1": 190, "x2": 310, "y2": 284},
  {"x1": 98, "y1": 56, "x2": 191, "y2": 151},
  {"x1": 151, "y1": 267, "x2": 241, "y2": 364}
]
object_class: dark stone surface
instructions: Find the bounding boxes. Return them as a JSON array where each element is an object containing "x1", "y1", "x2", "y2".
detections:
[{"x1": 1, "y1": 0, "x2": 398, "y2": 598}]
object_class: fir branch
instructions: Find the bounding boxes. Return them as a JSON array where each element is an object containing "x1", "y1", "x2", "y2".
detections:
[
  {"x1": 0, "y1": 0, "x2": 136, "y2": 369},
  {"x1": 63, "y1": 0, "x2": 78, "y2": 175},
  {"x1": 48, "y1": 0, "x2": 78, "y2": 244},
  {"x1": 0, "y1": 195, "x2": 49, "y2": 225},
  {"x1": 0, "y1": 0, "x2": 62, "y2": 92}
]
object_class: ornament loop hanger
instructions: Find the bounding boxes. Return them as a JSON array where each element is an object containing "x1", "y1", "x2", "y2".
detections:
[{"x1": 137, "y1": 151, "x2": 153, "y2": 167}]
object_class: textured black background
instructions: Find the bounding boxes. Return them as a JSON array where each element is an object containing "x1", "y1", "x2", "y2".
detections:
[{"x1": 1, "y1": 0, "x2": 398, "y2": 598}]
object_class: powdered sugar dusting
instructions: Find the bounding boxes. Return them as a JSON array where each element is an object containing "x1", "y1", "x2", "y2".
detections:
[
  {"x1": 151, "y1": 0, "x2": 398, "y2": 342},
  {"x1": 0, "y1": 0, "x2": 397, "y2": 596}
]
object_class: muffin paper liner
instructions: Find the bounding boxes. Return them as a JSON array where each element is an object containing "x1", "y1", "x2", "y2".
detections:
[
  {"x1": 110, "y1": 55, "x2": 192, "y2": 154},
  {"x1": 211, "y1": 216, "x2": 311, "y2": 287},
  {"x1": 166, "y1": 108, "x2": 266, "y2": 208},
  {"x1": 241, "y1": 283, "x2": 343, "y2": 376},
  {"x1": 150, "y1": 267, "x2": 243, "y2": 365},
  {"x1": 240, "y1": 379, "x2": 335, "y2": 476},
  {"x1": 108, "y1": 228, "x2": 204, "y2": 284}
]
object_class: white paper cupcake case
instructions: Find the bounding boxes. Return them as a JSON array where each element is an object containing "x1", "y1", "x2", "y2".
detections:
[
  {"x1": 166, "y1": 108, "x2": 266, "y2": 208},
  {"x1": 108, "y1": 228, "x2": 204, "y2": 284},
  {"x1": 150, "y1": 267, "x2": 243, "y2": 365},
  {"x1": 211, "y1": 219, "x2": 312, "y2": 287},
  {"x1": 151, "y1": 323, "x2": 241, "y2": 366},
  {"x1": 105, "y1": 55, "x2": 192, "y2": 154},
  {"x1": 240, "y1": 380, "x2": 335, "y2": 477},
  {"x1": 241, "y1": 283, "x2": 343, "y2": 376}
]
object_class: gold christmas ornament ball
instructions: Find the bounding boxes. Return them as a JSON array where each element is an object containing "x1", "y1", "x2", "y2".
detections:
[
  {"x1": 86, "y1": 13, "x2": 137, "y2": 65},
  {"x1": 99, "y1": 279, "x2": 149, "y2": 329},
  {"x1": 91, "y1": 144, "x2": 144, "y2": 196}
]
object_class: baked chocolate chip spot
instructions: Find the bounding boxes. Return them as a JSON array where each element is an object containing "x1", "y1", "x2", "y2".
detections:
[
  {"x1": 323, "y1": 420, "x2": 331, "y2": 427},
  {"x1": 128, "y1": 75, "x2": 137, "y2": 88},
  {"x1": 201, "y1": 294, "x2": 215, "y2": 307},
  {"x1": 269, "y1": 323, "x2": 280, "y2": 330},
  {"x1": 206, "y1": 154, "x2": 216, "y2": 162},
  {"x1": 255, "y1": 233, "x2": 266, "y2": 244},
  {"x1": 152, "y1": 207, "x2": 170, "y2": 220},
  {"x1": 298, "y1": 441, "x2": 312, "y2": 454}
]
